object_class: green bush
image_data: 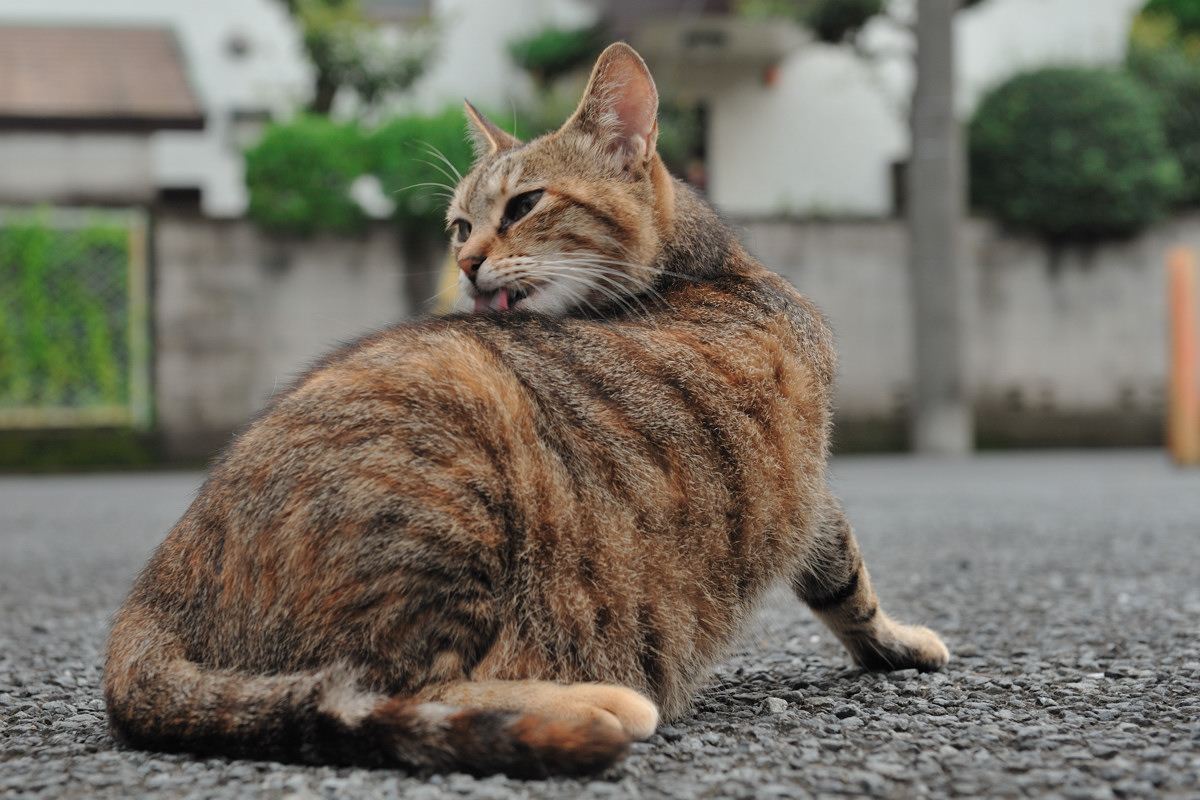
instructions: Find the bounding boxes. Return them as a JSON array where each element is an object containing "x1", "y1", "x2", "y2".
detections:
[
  {"x1": 968, "y1": 67, "x2": 1181, "y2": 240},
  {"x1": 508, "y1": 24, "x2": 606, "y2": 88},
  {"x1": 1140, "y1": 0, "x2": 1200, "y2": 39},
  {"x1": 370, "y1": 107, "x2": 479, "y2": 238},
  {"x1": 0, "y1": 211, "x2": 130, "y2": 409},
  {"x1": 1128, "y1": 5, "x2": 1200, "y2": 205},
  {"x1": 244, "y1": 115, "x2": 371, "y2": 237},
  {"x1": 243, "y1": 100, "x2": 703, "y2": 243}
]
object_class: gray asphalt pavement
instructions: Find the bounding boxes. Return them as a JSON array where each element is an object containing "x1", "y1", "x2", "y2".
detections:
[{"x1": 2, "y1": 450, "x2": 1199, "y2": 799}]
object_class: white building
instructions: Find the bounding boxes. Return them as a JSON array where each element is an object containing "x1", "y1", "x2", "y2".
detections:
[
  {"x1": 0, "y1": 0, "x2": 309, "y2": 217},
  {"x1": 0, "y1": 0, "x2": 1151, "y2": 218},
  {"x1": 704, "y1": 0, "x2": 1146, "y2": 217}
]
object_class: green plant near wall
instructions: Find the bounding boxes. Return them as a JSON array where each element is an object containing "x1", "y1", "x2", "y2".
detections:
[
  {"x1": 244, "y1": 115, "x2": 372, "y2": 237},
  {"x1": 508, "y1": 24, "x2": 606, "y2": 91},
  {"x1": 243, "y1": 100, "x2": 709, "y2": 243},
  {"x1": 1128, "y1": 4, "x2": 1200, "y2": 206},
  {"x1": 0, "y1": 212, "x2": 130, "y2": 409},
  {"x1": 968, "y1": 66, "x2": 1182, "y2": 240},
  {"x1": 370, "y1": 106, "x2": 479, "y2": 238}
]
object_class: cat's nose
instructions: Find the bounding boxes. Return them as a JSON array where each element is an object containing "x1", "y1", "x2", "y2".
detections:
[{"x1": 458, "y1": 255, "x2": 484, "y2": 284}]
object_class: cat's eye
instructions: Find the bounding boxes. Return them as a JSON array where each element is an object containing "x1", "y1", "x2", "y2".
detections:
[
  {"x1": 451, "y1": 219, "x2": 472, "y2": 243},
  {"x1": 500, "y1": 190, "x2": 544, "y2": 232}
]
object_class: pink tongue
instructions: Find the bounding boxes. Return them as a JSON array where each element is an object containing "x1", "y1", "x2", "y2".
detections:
[{"x1": 475, "y1": 288, "x2": 510, "y2": 312}]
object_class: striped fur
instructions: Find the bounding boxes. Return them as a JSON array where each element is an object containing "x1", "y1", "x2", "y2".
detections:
[{"x1": 104, "y1": 43, "x2": 947, "y2": 777}]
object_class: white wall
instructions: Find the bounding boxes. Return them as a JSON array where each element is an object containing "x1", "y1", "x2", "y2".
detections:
[
  {"x1": 709, "y1": 45, "x2": 907, "y2": 217},
  {"x1": 0, "y1": 134, "x2": 155, "y2": 204},
  {"x1": 707, "y1": 0, "x2": 1147, "y2": 218},
  {"x1": 957, "y1": 0, "x2": 1144, "y2": 112}
]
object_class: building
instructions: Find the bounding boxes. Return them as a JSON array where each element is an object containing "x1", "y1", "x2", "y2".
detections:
[
  {"x1": 0, "y1": 0, "x2": 1150, "y2": 219},
  {"x1": 0, "y1": 25, "x2": 204, "y2": 207},
  {"x1": 0, "y1": 0, "x2": 307, "y2": 217}
]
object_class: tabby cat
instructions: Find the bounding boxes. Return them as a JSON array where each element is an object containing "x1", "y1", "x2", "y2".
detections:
[{"x1": 104, "y1": 43, "x2": 948, "y2": 778}]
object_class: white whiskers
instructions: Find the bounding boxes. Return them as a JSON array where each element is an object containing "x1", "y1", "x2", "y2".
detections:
[{"x1": 484, "y1": 252, "x2": 683, "y2": 318}]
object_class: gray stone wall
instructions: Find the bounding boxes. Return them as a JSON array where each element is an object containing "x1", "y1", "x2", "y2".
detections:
[
  {"x1": 742, "y1": 215, "x2": 1193, "y2": 448},
  {"x1": 152, "y1": 212, "x2": 1196, "y2": 458},
  {"x1": 153, "y1": 213, "x2": 419, "y2": 458}
]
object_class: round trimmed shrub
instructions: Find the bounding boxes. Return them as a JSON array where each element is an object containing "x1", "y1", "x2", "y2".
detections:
[
  {"x1": 1128, "y1": 2, "x2": 1200, "y2": 206},
  {"x1": 244, "y1": 116, "x2": 370, "y2": 237},
  {"x1": 968, "y1": 67, "x2": 1181, "y2": 240},
  {"x1": 1127, "y1": 49, "x2": 1200, "y2": 206}
]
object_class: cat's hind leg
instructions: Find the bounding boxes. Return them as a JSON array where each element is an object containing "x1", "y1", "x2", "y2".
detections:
[
  {"x1": 416, "y1": 680, "x2": 659, "y2": 741},
  {"x1": 792, "y1": 501, "x2": 949, "y2": 672}
]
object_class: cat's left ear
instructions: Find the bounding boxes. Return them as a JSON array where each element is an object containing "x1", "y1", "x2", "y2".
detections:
[
  {"x1": 566, "y1": 42, "x2": 659, "y2": 170},
  {"x1": 464, "y1": 101, "x2": 523, "y2": 158}
]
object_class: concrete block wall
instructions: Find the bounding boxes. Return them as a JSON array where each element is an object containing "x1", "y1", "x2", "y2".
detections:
[
  {"x1": 152, "y1": 211, "x2": 1192, "y2": 458},
  {"x1": 742, "y1": 216, "x2": 1187, "y2": 448},
  {"x1": 153, "y1": 213, "x2": 416, "y2": 458}
]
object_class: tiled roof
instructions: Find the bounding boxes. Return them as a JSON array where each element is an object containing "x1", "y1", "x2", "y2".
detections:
[{"x1": 0, "y1": 25, "x2": 204, "y2": 131}]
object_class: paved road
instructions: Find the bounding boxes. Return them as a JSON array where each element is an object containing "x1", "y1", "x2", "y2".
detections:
[{"x1": 2, "y1": 451, "x2": 1199, "y2": 799}]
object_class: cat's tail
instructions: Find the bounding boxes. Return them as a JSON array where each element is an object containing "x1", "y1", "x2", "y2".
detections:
[{"x1": 103, "y1": 607, "x2": 632, "y2": 777}]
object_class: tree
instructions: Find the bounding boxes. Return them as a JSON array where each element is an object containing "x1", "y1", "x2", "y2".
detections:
[{"x1": 281, "y1": 0, "x2": 435, "y2": 116}]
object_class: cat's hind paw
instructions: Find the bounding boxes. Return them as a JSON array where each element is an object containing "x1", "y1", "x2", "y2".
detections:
[{"x1": 556, "y1": 683, "x2": 659, "y2": 741}]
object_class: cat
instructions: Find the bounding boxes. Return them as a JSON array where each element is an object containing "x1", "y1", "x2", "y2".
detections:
[{"x1": 104, "y1": 42, "x2": 949, "y2": 778}]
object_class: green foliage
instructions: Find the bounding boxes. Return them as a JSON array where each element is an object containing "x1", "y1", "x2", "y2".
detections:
[
  {"x1": 731, "y1": 0, "x2": 881, "y2": 41},
  {"x1": 1128, "y1": 5, "x2": 1200, "y2": 205},
  {"x1": 242, "y1": 95, "x2": 711, "y2": 241},
  {"x1": 0, "y1": 429, "x2": 162, "y2": 471},
  {"x1": 508, "y1": 24, "x2": 606, "y2": 89},
  {"x1": 0, "y1": 211, "x2": 130, "y2": 410},
  {"x1": 244, "y1": 115, "x2": 371, "y2": 237},
  {"x1": 654, "y1": 100, "x2": 706, "y2": 179},
  {"x1": 370, "y1": 107, "x2": 478, "y2": 238},
  {"x1": 503, "y1": 24, "x2": 703, "y2": 182},
  {"x1": 289, "y1": 0, "x2": 434, "y2": 115},
  {"x1": 1140, "y1": 0, "x2": 1200, "y2": 38},
  {"x1": 806, "y1": 0, "x2": 885, "y2": 43},
  {"x1": 1127, "y1": 55, "x2": 1200, "y2": 206},
  {"x1": 734, "y1": 0, "x2": 984, "y2": 42},
  {"x1": 968, "y1": 67, "x2": 1181, "y2": 240}
]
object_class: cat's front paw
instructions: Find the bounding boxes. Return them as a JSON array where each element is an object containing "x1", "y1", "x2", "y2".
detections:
[{"x1": 852, "y1": 622, "x2": 950, "y2": 673}]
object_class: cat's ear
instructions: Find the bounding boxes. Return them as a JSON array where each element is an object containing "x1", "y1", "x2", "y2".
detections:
[
  {"x1": 464, "y1": 101, "x2": 523, "y2": 158},
  {"x1": 565, "y1": 42, "x2": 659, "y2": 170}
]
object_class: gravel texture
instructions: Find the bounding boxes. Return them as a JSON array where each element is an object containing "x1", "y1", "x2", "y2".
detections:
[{"x1": 2, "y1": 450, "x2": 1200, "y2": 799}]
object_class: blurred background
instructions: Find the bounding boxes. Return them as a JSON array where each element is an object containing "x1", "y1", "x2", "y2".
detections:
[{"x1": 1, "y1": 0, "x2": 1199, "y2": 468}]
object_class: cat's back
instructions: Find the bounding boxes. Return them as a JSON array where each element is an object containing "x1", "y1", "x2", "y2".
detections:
[{"x1": 147, "y1": 268, "x2": 833, "y2": 676}]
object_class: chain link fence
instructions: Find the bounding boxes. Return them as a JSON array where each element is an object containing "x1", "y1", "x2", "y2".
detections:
[{"x1": 0, "y1": 207, "x2": 151, "y2": 430}]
